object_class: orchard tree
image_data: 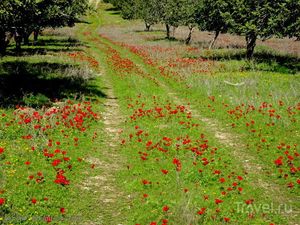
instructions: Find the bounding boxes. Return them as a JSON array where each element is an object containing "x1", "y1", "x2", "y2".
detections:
[
  {"x1": 118, "y1": 0, "x2": 137, "y2": 20},
  {"x1": 136, "y1": 0, "x2": 161, "y2": 31},
  {"x1": 196, "y1": 0, "x2": 231, "y2": 49},
  {"x1": 178, "y1": 0, "x2": 200, "y2": 44},
  {"x1": 0, "y1": 0, "x2": 89, "y2": 53},
  {"x1": 271, "y1": 0, "x2": 300, "y2": 40},
  {"x1": 227, "y1": 0, "x2": 299, "y2": 59},
  {"x1": 0, "y1": 0, "x2": 13, "y2": 54}
]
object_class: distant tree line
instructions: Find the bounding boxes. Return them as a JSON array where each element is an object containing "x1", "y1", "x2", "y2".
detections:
[
  {"x1": 0, "y1": 0, "x2": 89, "y2": 54},
  {"x1": 104, "y1": 0, "x2": 300, "y2": 59}
]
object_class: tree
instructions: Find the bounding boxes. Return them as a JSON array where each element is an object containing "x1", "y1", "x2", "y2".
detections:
[
  {"x1": 0, "y1": 0, "x2": 89, "y2": 54},
  {"x1": 196, "y1": 0, "x2": 231, "y2": 49},
  {"x1": 177, "y1": 0, "x2": 200, "y2": 44},
  {"x1": 0, "y1": 0, "x2": 14, "y2": 54},
  {"x1": 226, "y1": 0, "x2": 299, "y2": 59},
  {"x1": 136, "y1": 0, "x2": 161, "y2": 31},
  {"x1": 271, "y1": 0, "x2": 300, "y2": 40}
]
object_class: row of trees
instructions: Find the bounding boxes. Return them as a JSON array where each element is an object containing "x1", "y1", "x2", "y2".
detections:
[
  {"x1": 106, "y1": 0, "x2": 300, "y2": 59},
  {"x1": 0, "y1": 0, "x2": 89, "y2": 54}
]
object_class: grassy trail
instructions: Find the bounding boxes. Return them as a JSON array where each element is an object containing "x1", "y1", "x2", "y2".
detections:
[{"x1": 73, "y1": 4, "x2": 299, "y2": 225}]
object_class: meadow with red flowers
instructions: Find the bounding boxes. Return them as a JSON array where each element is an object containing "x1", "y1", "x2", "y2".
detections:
[{"x1": 0, "y1": 2, "x2": 299, "y2": 225}]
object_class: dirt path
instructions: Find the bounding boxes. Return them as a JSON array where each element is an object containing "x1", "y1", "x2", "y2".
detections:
[{"x1": 81, "y1": 72, "x2": 127, "y2": 224}]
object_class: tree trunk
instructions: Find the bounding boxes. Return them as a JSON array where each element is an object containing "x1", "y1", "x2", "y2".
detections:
[
  {"x1": 171, "y1": 26, "x2": 177, "y2": 38},
  {"x1": 185, "y1": 26, "x2": 194, "y2": 45},
  {"x1": 166, "y1": 24, "x2": 170, "y2": 39},
  {"x1": 14, "y1": 30, "x2": 23, "y2": 52},
  {"x1": 23, "y1": 32, "x2": 31, "y2": 45},
  {"x1": 246, "y1": 33, "x2": 257, "y2": 59},
  {"x1": 0, "y1": 32, "x2": 7, "y2": 55},
  {"x1": 33, "y1": 30, "x2": 39, "y2": 45},
  {"x1": 145, "y1": 22, "x2": 151, "y2": 31},
  {"x1": 209, "y1": 30, "x2": 220, "y2": 49}
]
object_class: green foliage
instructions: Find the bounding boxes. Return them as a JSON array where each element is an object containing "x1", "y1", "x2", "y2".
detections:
[
  {"x1": 0, "y1": 0, "x2": 89, "y2": 54},
  {"x1": 23, "y1": 93, "x2": 50, "y2": 108}
]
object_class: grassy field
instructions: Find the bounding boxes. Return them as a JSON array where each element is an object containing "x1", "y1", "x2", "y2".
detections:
[{"x1": 0, "y1": 2, "x2": 299, "y2": 225}]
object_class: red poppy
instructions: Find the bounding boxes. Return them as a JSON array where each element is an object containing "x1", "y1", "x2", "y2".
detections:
[
  {"x1": 197, "y1": 208, "x2": 206, "y2": 215},
  {"x1": 224, "y1": 217, "x2": 230, "y2": 222},
  {"x1": 219, "y1": 178, "x2": 226, "y2": 183},
  {"x1": 161, "y1": 169, "x2": 169, "y2": 175},
  {"x1": 0, "y1": 198, "x2": 5, "y2": 205},
  {"x1": 44, "y1": 216, "x2": 52, "y2": 223},
  {"x1": 0, "y1": 148, "x2": 4, "y2": 154},
  {"x1": 215, "y1": 199, "x2": 223, "y2": 204},
  {"x1": 162, "y1": 205, "x2": 169, "y2": 212}
]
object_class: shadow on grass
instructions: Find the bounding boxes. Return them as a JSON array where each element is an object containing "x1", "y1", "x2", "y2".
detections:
[
  {"x1": 198, "y1": 50, "x2": 300, "y2": 74},
  {"x1": 5, "y1": 47, "x2": 83, "y2": 57},
  {"x1": 5, "y1": 37, "x2": 86, "y2": 56},
  {"x1": 105, "y1": 6, "x2": 120, "y2": 11},
  {"x1": 149, "y1": 37, "x2": 180, "y2": 42},
  {"x1": 36, "y1": 37, "x2": 83, "y2": 47},
  {"x1": 0, "y1": 61, "x2": 106, "y2": 108}
]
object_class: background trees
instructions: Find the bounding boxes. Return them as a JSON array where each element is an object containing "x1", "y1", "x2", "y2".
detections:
[
  {"x1": 106, "y1": 0, "x2": 299, "y2": 59},
  {"x1": 0, "y1": 0, "x2": 89, "y2": 54},
  {"x1": 2, "y1": 0, "x2": 298, "y2": 58}
]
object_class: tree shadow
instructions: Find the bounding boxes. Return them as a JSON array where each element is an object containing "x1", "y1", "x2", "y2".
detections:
[
  {"x1": 133, "y1": 29, "x2": 166, "y2": 34},
  {"x1": 105, "y1": 6, "x2": 121, "y2": 15},
  {"x1": 105, "y1": 7, "x2": 120, "y2": 11},
  {"x1": 4, "y1": 37, "x2": 87, "y2": 56},
  {"x1": 199, "y1": 50, "x2": 300, "y2": 74},
  {"x1": 35, "y1": 38, "x2": 83, "y2": 47},
  {"x1": 149, "y1": 37, "x2": 180, "y2": 42},
  {"x1": 5, "y1": 47, "x2": 83, "y2": 57},
  {"x1": 0, "y1": 61, "x2": 106, "y2": 108}
]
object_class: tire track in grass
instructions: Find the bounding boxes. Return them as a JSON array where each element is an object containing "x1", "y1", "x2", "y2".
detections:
[
  {"x1": 94, "y1": 36, "x2": 299, "y2": 224},
  {"x1": 75, "y1": 30, "x2": 128, "y2": 225},
  {"x1": 83, "y1": 77, "x2": 126, "y2": 225}
]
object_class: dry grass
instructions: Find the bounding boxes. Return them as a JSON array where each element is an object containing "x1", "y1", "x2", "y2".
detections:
[{"x1": 99, "y1": 22, "x2": 300, "y2": 57}]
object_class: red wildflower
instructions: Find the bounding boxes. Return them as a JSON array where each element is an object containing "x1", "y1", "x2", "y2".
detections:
[
  {"x1": 143, "y1": 194, "x2": 148, "y2": 198},
  {"x1": 142, "y1": 179, "x2": 150, "y2": 185},
  {"x1": 214, "y1": 170, "x2": 221, "y2": 175},
  {"x1": 60, "y1": 208, "x2": 66, "y2": 214},
  {"x1": 224, "y1": 217, "x2": 230, "y2": 222},
  {"x1": 287, "y1": 182, "x2": 294, "y2": 188},
  {"x1": 219, "y1": 178, "x2": 226, "y2": 183},
  {"x1": 245, "y1": 199, "x2": 254, "y2": 205},
  {"x1": 197, "y1": 208, "x2": 206, "y2": 215},
  {"x1": 215, "y1": 199, "x2": 223, "y2": 204},
  {"x1": 25, "y1": 161, "x2": 31, "y2": 165},
  {"x1": 52, "y1": 159, "x2": 61, "y2": 167},
  {"x1": 274, "y1": 157, "x2": 283, "y2": 166},
  {"x1": 237, "y1": 176, "x2": 243, "y2": 181},
  {"x1": 44, "y1": 216, "x2": 52, "y2": 223},
  {"x1": 162, "y1": 205, "x2": 169, "y2": 212},
  {"x1": 31, "y1": 198, "x2": 37, "y2": 204},
  {"x1": 0, "y1": 198, "x2": 5, "y2": 205},
  {"x1": 0, "y1": 148, "x2": 4, "y2": 154},
  {"x1": 161, "y1": 169, "x2": 169, "y2": 175},
  {"x1": 172, "y1": 158, "x2": 182, "y2": 171}
]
